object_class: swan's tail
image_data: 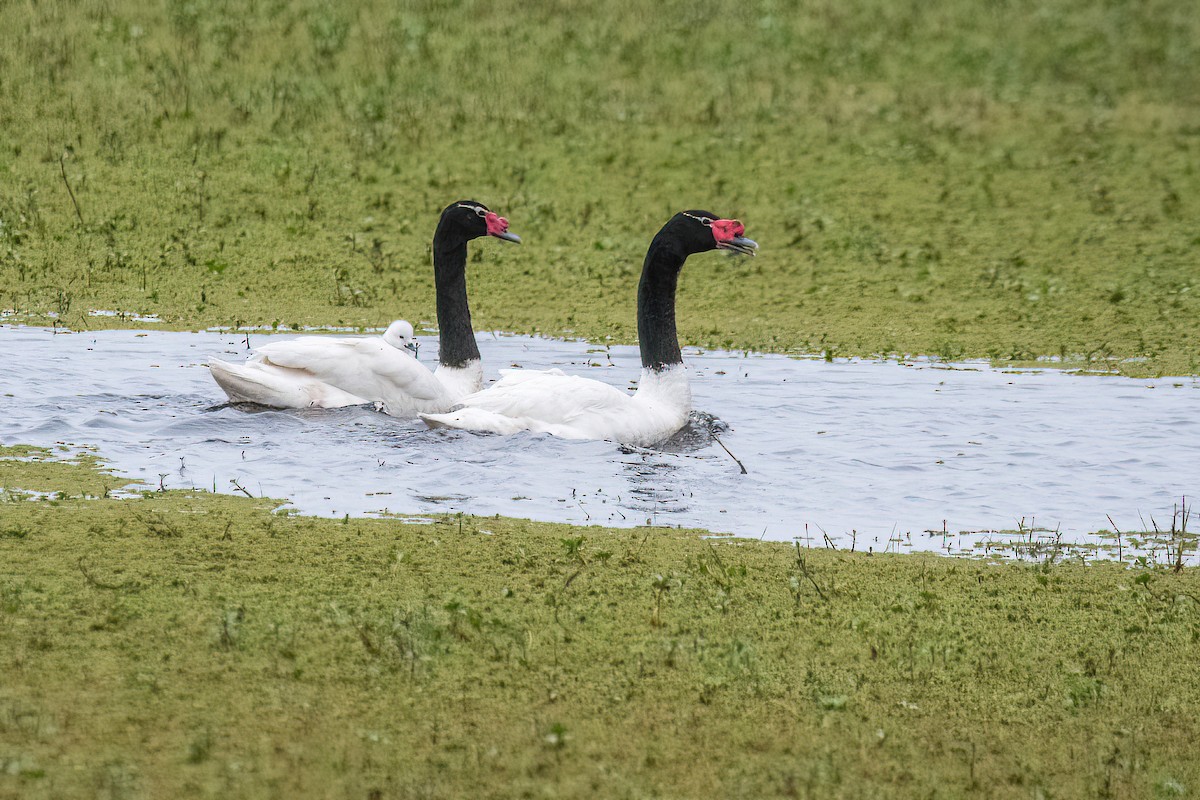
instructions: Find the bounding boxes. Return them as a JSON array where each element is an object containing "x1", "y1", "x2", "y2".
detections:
[{"x1": 208, "y1": 359, "x2": 367, "y2": 408}]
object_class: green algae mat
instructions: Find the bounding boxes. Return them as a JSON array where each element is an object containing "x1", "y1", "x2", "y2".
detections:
[
  {"x1": 3, "y1": 451, "x2": 1200, "y2": 798},
  {"x1": 1, "y1": 0, "x2": 1198, "y2": 375}
]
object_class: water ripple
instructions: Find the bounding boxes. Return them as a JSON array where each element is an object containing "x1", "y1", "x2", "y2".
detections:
[{"x1": 1, "y1": 324, "x2": 1196, "y2": 556}]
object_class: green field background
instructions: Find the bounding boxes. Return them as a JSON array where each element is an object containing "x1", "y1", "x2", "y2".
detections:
[{"x1": 2, "y1": 0, "x2": 1198, "y2": 373}]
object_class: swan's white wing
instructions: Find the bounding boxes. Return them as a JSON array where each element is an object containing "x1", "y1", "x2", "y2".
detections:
[
  {"x1": 457, "y1": 370, "x2": 632, "y2": 426},
  {"x1": 340, "y1": 339, "x2": 449, "y2": 404},
  {"x1": 494, "y1": 367, "x2": 567, "y2": 381},
  {"x1": 208, "y1": 359, "x2": 369, "y2": 408},
  {"x1": 252, "y1": 337, "x2": 388, "y2": 383},
  {"x1": 423, "y1": 365, "x2": 693, "y2": 446},
  {"x1": 252, "y1": 336, "x2": 447, "y2": 405}
]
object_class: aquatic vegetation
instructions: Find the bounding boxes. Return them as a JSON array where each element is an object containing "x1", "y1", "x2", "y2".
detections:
[
  {"x1": 0, "y1": 0, "x2": 1197, "y2": 375},
  {"x1": 0, "y1": 444, "x2": 126, "y2": 499},
  {"x1": 2, "y1": 456, "x2": 1199, "y2": 797}
]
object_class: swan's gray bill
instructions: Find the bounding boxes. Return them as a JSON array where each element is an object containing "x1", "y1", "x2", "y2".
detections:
[{"x1": 719, "y1": 236, "x2": 758, "y2": 256}]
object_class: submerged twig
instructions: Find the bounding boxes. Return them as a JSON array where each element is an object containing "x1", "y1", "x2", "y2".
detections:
[
  {"x1": 1107, "y1": 514, "x2": 1123, "y2": 563},
  {"x1": 712, "y1": 434, "x2": 748, "y2": 474}
]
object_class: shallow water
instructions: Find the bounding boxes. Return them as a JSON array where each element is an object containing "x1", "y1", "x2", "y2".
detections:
[{"x1": 1, "y1": 324, "x2": 1196, "y2": 559}]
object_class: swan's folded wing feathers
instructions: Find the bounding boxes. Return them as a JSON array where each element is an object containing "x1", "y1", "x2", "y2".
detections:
[
  {"x1": 458, "y1": 372, "x2": 630, "y2": 426},
  {"x1": 249, "y1": 336, "x2": 444, "y2": 404},
  {"x1": 365, "y1": 355, "x2": 447, "y2": 403},
  {"x1": 494, "y1": 367, "x2": 567, "y2": 381},
  {"x1": 254, "y1": 338, "x2": 358, "y2": 372},
  {"x1": 208, "y1": 359, "x2": 369, "y2": 408}
]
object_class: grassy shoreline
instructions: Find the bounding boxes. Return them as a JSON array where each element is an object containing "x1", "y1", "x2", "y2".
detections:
[{"x1": 3, "y1": 451, "x2": 1199, "y2": 799}]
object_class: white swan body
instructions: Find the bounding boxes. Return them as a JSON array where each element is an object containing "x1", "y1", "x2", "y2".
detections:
[
  {"x1": 420, "y1": 209, "x2": 756, "y2": 446},
  {"x1": 422, "y1": 365, "x2": 691, "y2": 447},
  {"x1": 207, "y1": 200, "x2": 519, "y2": 416},
  {"x1": 209, "y1": 321, "x2": 481, "y2": 414},
  {"x1": 208, "y1": 359, "x2": 375, "y2": 409}
]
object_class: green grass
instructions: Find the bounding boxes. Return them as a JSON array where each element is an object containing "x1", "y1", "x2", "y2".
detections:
[
  {"x1": 1, "y1": 0, "x2": 1198, "y2": 374},
  {"x1": 2, "y1": 453, "x2": 1200, "y2": 799}
]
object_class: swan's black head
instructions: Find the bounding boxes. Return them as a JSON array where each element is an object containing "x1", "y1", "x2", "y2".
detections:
[
  {"x1": 667, "y1": 210, "x2": 758, "y2": 257},
  {"x1": 438, "y1": 200, "x2": 521, "y2": 244}
]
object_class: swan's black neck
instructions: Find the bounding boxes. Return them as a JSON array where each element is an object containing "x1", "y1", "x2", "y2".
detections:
[
  {"x1": 637, "y1": 233, "x2": 687, "y2": 372},
  {"x1": 432, "y1": 228, "x2": 481, "y2": 368}
]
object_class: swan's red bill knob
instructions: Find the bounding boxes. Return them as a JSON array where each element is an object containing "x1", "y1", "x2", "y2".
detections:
[
  {"x1": 485, "y1": 212, "x2": 521, "y2": 243},
  {"x1": 712, "y1": 219, "x2": 758, "y2": 256},
  {"x1": 711, "y1": 219, "x2": 744, "y2": 242}
]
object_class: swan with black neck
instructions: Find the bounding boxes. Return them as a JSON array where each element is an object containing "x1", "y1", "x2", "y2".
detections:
[
  {"x1": 207, "y1": 201, "x2": 520, "y2": 415},
  {"x1": 420, "y1": 211, "x2": 756, "y2": 446}
]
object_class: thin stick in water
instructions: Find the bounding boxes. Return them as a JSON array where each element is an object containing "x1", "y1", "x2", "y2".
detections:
[{"x1": 712, "y1": 433, "x2": 748, "y2": 474}]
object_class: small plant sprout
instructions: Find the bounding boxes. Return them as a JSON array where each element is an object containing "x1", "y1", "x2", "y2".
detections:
[
  {"x1": 650, "y1": 574, "x2": 675, "y2": 628},
  {"x1": 560, "y1": 535, "x2": 586, "y2": 565},
  {"x1": 1170, "y1": 496, "x2": 1192, "y2": 573},
  {"x1": 793, "y1": 542, "x2": 830, "y2": 602}
]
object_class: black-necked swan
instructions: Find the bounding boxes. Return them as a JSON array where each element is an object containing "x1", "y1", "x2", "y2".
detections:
[
  {"x1": 420, "y1": 211, "x2": 757, "y2": 446},
  {"x1": 208, "y1": 201, "x2": 521, "y2": 415}
]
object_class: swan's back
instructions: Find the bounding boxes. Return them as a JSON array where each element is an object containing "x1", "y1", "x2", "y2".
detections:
[
  {"x1": 423, "y1": 366, "x2": 691, "y2": 446},
  {"x1": 459, "y1": 369, "x2": 628, "y2": 425},
  {"x1": 208, "y1": 358, "x2": 369, "y2": 408},
  {"x1": 212, "y1": 330, "x2": 457, "y2": 415}
]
